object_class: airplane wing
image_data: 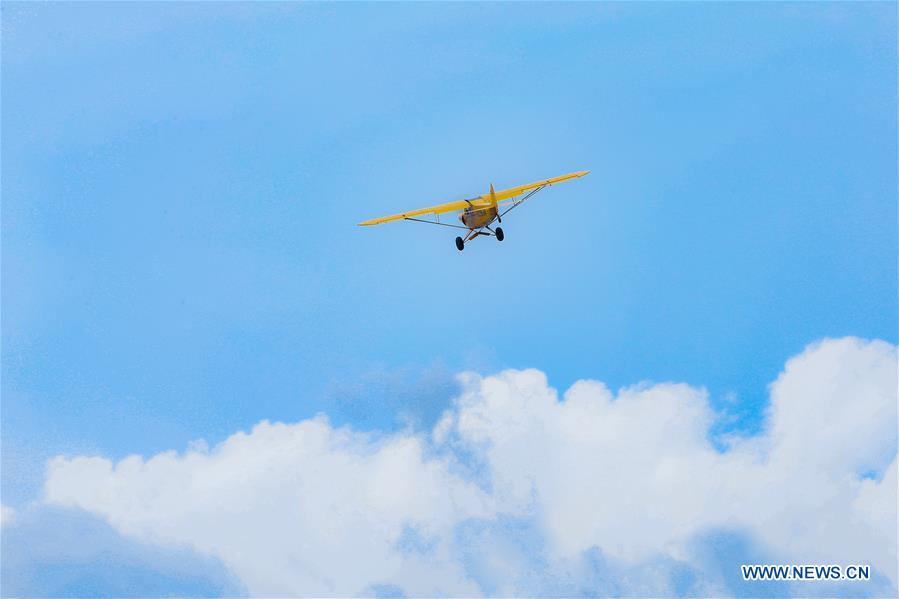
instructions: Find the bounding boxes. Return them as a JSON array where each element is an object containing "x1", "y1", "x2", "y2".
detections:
[
  {"x1": 357, "y1": 170, "x2": 589, "y2": 226},
  {"x1": 486, "y1": 170, "x2": 590, "y2": 203},
  {"x1": 358, "y1": 197, "x2": 481, "y2": 226}
]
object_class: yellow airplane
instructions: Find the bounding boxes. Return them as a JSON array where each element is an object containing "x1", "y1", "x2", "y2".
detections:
[{"x1": 358, "y1": 170, "x2": 590, "y2": 250}]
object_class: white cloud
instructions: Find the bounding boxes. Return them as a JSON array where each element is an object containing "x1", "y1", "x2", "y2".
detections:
[
  {"x1": 0, "y1": 505, "x2": 243, "y2": 597},
  {"x1": 1, "y1": 504, "x2": 14, "y2": 526},
  {"x1": 42, "y1": 337, "x2": 897, "y2": 596},
  {"x1": 44, "y1": 417, "x2": 489, "y2": 597}
]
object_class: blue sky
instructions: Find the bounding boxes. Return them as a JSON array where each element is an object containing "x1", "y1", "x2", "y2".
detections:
[{"x1": 2, "y1": 3, "x2": 896, "y2": 596}]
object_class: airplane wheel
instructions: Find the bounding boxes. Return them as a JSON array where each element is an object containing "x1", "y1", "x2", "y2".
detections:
[
  {"x1": 455, "y1": 236, "x2": 464, "y2": 251},
  {"x1": 495, "y1": 227, "x2": 504, "y2": 241}
]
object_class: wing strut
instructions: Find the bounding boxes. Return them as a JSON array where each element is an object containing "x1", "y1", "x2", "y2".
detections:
[
  {"x1": 499, "y1": 184, "x2": 547, "y2": 218},
  {"x1": 403, "y1": 216, "x2": 469, "y2": 230}
]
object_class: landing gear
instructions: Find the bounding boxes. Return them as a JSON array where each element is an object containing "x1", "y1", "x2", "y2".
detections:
[
  {"x1": 455, "y1": 236, "x2": 465, "y2": 251},
  {"x1": 495, "y1": 227, "x2": 504, "y2": 241}
]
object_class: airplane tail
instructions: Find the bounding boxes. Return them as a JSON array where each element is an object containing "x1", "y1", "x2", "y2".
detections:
[{"x1": 490, "y1": 183, "x2": 501, "y2": 223}]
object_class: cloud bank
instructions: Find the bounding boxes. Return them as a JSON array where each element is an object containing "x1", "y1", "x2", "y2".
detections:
[
  {"x1": 38, "y1": 337, "x2": 897, "y2": 596},
  {"x1": 1, "y1": 505, "x2": 243, "y2": 597}
]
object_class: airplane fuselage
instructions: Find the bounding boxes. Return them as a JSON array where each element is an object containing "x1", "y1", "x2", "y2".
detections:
[{"x1": 459, "y1": 205, "x2": 498, "y2": 229}]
